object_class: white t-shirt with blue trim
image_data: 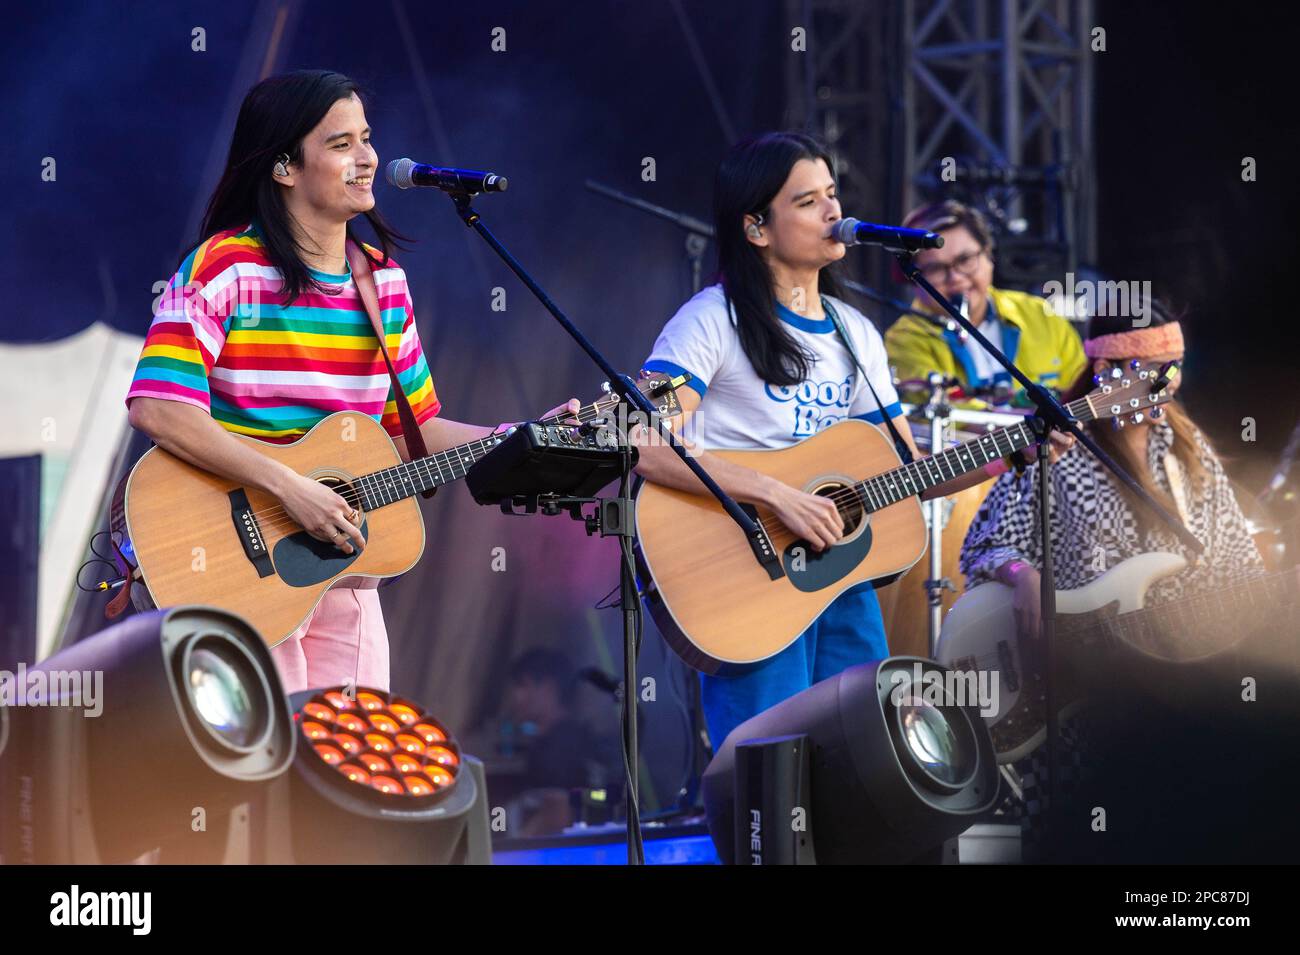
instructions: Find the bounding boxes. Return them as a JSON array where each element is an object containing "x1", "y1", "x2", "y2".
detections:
[{"x1": 642, "y1": 284, "x2": 901, "y2": 451}]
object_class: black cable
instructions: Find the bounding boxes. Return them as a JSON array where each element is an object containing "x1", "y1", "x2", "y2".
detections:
[
  {"x1": 75, "y1": 532, "x2": 123, "y2": 593},
  {"x1": 619, "y1": 532, "x2": 645, "y2": 864},
  {"x1": 595, "y1": 559, "x2": 697, "y2": 815}
]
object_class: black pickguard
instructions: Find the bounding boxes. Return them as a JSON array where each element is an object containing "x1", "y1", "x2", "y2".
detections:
[
  {"x1": 780, "y1": 522, "x2": 874, "y2": 593},
  {"x1": 273, "y1": 522, "x2": 371, "y2": 588}
]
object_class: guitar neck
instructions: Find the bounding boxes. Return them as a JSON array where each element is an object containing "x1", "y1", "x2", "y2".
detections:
[
  {"x1": 352, "y1": 430, "x2": 510, "y2": 509},
  {"x1": 350, "y1": 395, "x2": 630, "y2": 510},
  {"x1": 853, "y1": 397, "x2": 1088, "y2": 513},
  {"x1": 1071, "y1": 569, "x2": 1296, "y2": 650}
]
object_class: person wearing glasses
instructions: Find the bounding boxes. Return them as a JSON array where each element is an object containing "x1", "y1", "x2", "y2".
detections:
[{"x1": 884, "y1": 200, "x2": 1086, "y2": 401}]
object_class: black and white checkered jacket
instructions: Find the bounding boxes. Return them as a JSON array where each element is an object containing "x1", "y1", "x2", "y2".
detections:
[{"x1": 959, "y1": 420, "x2": 1265, "y2": 605}]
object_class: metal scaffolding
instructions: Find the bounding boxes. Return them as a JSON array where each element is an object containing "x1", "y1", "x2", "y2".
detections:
[{"x1": 787, "y1": 0, "x2": 1097, "y2": 283}]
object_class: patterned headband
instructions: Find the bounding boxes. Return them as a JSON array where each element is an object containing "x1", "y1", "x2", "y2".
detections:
[{"x1": 1083, "y1": 322, "x2": 1184, "y2": 360}]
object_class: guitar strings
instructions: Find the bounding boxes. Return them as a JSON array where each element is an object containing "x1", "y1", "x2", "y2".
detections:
[
  {"x1": 219, "y1": 386, "x2": 1116, "y2": 547},
  {"x1": 241, "y1": 399, "x2": 622, "y2": 539},
  {"x1": 749, "y1": 416, "x2": 1047, "y2": 547},
  {"x1": 748, "y1": 389, "x2": 1151, "y2": 546}
]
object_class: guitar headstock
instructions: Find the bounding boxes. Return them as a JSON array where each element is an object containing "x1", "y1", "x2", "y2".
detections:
[
  {"x1": 587, "y1": 372, "x2": 690, "y2": 419},
  {"x1": 1076, "y1": 359, "x2": 1179, "y2": 429}
]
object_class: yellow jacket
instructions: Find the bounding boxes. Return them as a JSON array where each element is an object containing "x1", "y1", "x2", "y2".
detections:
[{"x1": 884, "y1": 286, "x2": 1086, "y2": 401}]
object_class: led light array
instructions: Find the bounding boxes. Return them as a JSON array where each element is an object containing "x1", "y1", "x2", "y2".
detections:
[{"x1": 297, "y1": 687, "x2": 460, "y2": 799}]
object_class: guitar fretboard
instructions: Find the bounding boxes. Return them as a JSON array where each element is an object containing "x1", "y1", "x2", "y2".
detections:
[
  {"x1": 1060, "y1": 569, "x2": 1295, "y2": 653},
  {"x1": 348, "y1": 381, "x2": 667, "y2": 510},
  {"x1": 854, "y1": 414, "x2": 1056, "y2": 513},
  {"x1": 353, "y1": 433, "x2": 509, "y2": 509}
]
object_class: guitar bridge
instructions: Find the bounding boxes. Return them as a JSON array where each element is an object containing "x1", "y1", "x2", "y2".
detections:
[
  {"x1": 741, "y1": 503, "x2": 785, "y2": 581},
  {"x1": 229, "y1": 488, "x2": 275, "y2": 579}
]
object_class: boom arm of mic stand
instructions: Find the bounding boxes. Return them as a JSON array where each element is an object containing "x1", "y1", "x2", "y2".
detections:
[
  {"x1": 893, "y1": 252, "x2": 1203, "y2": 556},
  {"x1": 446, "y1": 192, "x2": 775, "y2": 571}
]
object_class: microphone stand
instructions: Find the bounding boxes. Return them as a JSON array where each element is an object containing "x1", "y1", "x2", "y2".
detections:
[
  {"x1": 840, "y1": 278, "x2": 915, "y2": 319},
  {"x1": 584, "y1": 179, "x2": 714, "y2": 295},
  {"x1": 891, "y1": 251, "x2": 1203, "y2": 853},
  {"x1": 585, "y1": 181, "x2": 913, "y2": 317},
  {"x1": 443, "y1": 189, "x2": 772, "y2": 863}
]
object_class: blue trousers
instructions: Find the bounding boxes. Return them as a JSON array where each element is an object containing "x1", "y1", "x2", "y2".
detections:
[{"x1": 699, "y1": 580, "x2": 889, "y2": 749}]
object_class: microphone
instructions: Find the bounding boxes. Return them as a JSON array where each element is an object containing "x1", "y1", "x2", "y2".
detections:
[
  {"x1": 385, "y1": 158, "x2": 508, "y2": 194},
  {"x1": 831, "y1": 217, "x2": 944, "y2": 251}
]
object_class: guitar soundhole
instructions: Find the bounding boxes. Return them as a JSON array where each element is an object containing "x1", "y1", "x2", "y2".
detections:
[
  {"x1": 317, "y1": 476, "x2": 363, "y2": 516},
  {"x1": 813, "y1": 482, "x2": 865, "y2": 538}
]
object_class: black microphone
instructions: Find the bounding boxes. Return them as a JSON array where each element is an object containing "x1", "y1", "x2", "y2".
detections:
[
  {"x1": 831, "y1": 217, "x2": 944, "y2": 251},
  {"x1": 385, "y1": 158, "x2": 508, "y2": 194}
]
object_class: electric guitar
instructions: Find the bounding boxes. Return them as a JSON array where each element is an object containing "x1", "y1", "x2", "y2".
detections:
[
  {"x1": 113, "y1": 375, "x2": 683, "y2": 646},
  {"x1": 935, "y1": 552, "x2": 1297, "y2": 762},
  {"x1": 633, "y1": 363, "x2": 1177, "y2": 673}
]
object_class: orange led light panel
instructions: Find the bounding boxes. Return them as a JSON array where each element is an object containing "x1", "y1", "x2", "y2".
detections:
[
  {"x1": 412, "y1": 723, "x2": 446, "y2": 744},
  {"x1": 369, "y1": 713, "x2": 402, "y2": 735},
  {"x1": 301, "y1": 687, "x2": 461, "y2": 801}
]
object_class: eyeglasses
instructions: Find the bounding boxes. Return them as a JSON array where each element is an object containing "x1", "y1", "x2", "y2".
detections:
[{"x1": 917, "y1": 248, "x2": 985, "y2": 281}]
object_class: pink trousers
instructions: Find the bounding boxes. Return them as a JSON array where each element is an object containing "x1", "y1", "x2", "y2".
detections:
[{"x1": 269, "y1": 580, "x2": 390, "y2": 695}]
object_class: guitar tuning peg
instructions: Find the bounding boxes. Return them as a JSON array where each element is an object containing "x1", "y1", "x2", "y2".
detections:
[
  {"x1": 1110, "y1": 367, "x2": 1123, "y2": 380},
  {"x1": 1132, "y1": 412, "x2": 1145, "y2": 425},
  {"x1": 1112, "y1": 417, "x2": 1126, "y2": 430},
  {"x1": 1093, "y1": 373, "x2": 1105, "y2": 387},
  {"x1": 601, "y1": 381, "x2": 612, "y2": 393},
  {"x1": 1150, "y1": 406, "x2": 1164, "y2": 419},
  {"x1": 1129, "y1": 359, "x2": 1143, "y2": 370}
]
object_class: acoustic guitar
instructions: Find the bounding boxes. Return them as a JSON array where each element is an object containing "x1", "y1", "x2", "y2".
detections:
[
  {"x1": 113, "y1": 374, "x2": 682, "y2": 646},
  {"x1": 633, "y1": 363, "x2": 1177, "y2": 673}
]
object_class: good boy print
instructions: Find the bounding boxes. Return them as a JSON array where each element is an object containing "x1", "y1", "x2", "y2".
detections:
[{"x1": 765, "y1": 374, "x2": 854, "y2": 437}]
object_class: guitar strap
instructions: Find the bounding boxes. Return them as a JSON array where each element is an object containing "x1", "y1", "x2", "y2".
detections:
[
  {"x1": 1163, "y1": 452, "x2": 1191, "y2": 527},
  {"x1": 823, "y1": 297, "x2": 914, "y2": 464},
  {"x1": 346, "y1": 240, "x2": 436, "y2": 499}
]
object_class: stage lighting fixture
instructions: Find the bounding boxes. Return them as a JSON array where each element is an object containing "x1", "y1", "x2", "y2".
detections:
[
  {"x1": 0, "y1": 606, "x2": 295, "y2": 864},
  {"x1": 254, "y1": 686, "x2": 492, "y2": 864},
  {"x1": 702, "y1": 657, "x2": 998, "y2": 864}
]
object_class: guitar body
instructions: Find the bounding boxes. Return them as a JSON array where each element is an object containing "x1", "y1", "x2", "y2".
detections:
[
  {"x1": 123, "y1": 411, "x2": 425, "y2": 646},
  {"x1": 634, "y1": 419, "x2": 927, "y2": 673},
  {"x1": 935, "y1": 551, "x2": 1188, "y2": 762}
]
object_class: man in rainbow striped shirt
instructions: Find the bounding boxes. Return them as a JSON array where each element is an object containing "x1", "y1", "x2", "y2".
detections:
[{"x1": 126, "y1": 71, "x2": 575, "y2": 694}]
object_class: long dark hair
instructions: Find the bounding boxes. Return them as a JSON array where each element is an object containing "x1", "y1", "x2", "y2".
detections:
[
  {"x1": 1061, "y1": 298, "x2": 1209, "y2": 520},
  {"x1": 193, "y1": 69, "x2": 409, "y2": 304},
  {"x1": 714, "y1": 131, "x2": 845, "y2": 386}
]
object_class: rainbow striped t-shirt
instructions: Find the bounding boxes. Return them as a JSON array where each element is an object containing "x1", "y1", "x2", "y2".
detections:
[{"x1": 126, "y1": 222, "x2": 440, "y2": 443}]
